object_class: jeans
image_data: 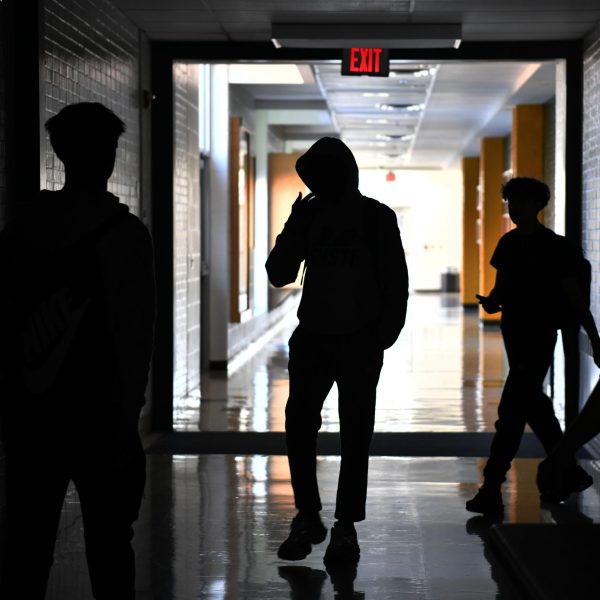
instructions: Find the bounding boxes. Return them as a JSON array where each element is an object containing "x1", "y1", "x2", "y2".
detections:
[{"x1": 285, "y1": 324, "x2": 384, "y2": 522}]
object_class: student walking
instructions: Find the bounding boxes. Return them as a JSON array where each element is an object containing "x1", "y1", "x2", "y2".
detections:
[
  {"x1": 466, "y1": 177, "x2": 600, "y2": 515},
  {"x1": 266, "y1": 137, "x2": 409, "y2": 563}
]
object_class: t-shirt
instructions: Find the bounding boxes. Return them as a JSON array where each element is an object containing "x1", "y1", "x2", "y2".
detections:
[{"x1": 490, "y1": 225, "x2": 578, "y2": 327}]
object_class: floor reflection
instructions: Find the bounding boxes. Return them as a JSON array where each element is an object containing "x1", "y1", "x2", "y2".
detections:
[
  {"x1": 46, "y1": 455, "x2": 600, "y2": 599},
  {"x1": 176, "y1": 293, "x2": 521, "y2": 433},
  {"x1": 42, "y1": 291, "x2": 587, "y2": 598}
]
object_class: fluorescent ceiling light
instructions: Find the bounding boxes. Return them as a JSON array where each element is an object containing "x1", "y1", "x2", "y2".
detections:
[
  {"x1": 271, "y1": 23, "x2": 462, "y2": 49},
  {"x1": 228, "y1": 64, "x2": 305, "y2": 84},
  {"x1": 376, "y1": 103, "x2": 424, "y2": 112}
]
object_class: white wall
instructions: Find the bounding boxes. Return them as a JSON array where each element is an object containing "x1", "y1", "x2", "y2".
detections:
[
  {"x1": 360, "y1": 169, "x2": 463, "y2": 291},
  {"x1": 208, "y1": 65, "x2": 230, "y2": 363}
]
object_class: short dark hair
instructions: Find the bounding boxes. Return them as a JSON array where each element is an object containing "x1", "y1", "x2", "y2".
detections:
[
  {"x1": 45, "y1": 102, "x2": 126, "y2": 162},
  {"x1": 501, "y1": 177, "x2": 550, "y2": 208}
]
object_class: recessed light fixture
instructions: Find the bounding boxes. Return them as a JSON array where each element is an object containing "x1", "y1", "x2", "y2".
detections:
[
  {"x1": 413, "y1": 67, "x2": 437, "y2": 78},
  {"x1": 362, "y1": 92, "x2": 390, "y2": 98},
  {"x1": 228, "y1": 64, "x2": 305, "y2": 84},
  {"x1": 376, "y1": 103, "x2": 424, "y2": 112},
  {"x1": 271, "y1": 23, "x2": 462, "y2": 49}
]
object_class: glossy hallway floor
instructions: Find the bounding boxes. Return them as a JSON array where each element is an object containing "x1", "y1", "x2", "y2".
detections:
[{"x1": 44, "y1": 293, "x2": 600, "y2": 599}]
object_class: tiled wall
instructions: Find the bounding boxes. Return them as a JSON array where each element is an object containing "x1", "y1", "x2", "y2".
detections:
[
  {"x1": 0, "y1": 0, "x2": 147, "y2": 583},
  {"x1": 583, "y1": 24, "x2": 600, "y2": 316},
  {"x1": 42, "y1": 0, "x2": 140, "y2": 213},
  {"x1": 173, "y1": 63, "x2": 201, "y2": 401},
  {"x1": 582, "y1": 23, "x2": 600, "y2": 456}
]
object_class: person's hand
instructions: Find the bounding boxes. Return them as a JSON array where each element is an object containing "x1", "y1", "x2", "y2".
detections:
[
  {"x1": 287, "y1": 191, "x2": 316, "y2": 233},
  {"x1": 476, "y1": 294, "x2": 501, "y2": 314}
]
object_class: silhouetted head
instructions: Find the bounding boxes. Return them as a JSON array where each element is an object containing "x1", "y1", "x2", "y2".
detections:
[
  {"x1": 45, "y1": 102, "x2": 126, "y2": 186},
  {"x1": 501, "y1": 177, "x2": 550, "y2": 208},
  {"x1": 296, "y1": 137, "x2": 359, "y2": 203},
  {"x1": 502, "y1": 177, "x2": 550, "y2": 228}
]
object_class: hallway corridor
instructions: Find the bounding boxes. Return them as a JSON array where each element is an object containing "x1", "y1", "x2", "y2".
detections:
[{"x1": 46, "y1": 294, "x2": 600, "y2": 599}]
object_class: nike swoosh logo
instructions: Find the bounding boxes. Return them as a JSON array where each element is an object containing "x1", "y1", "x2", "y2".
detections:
[{"x1": 21, "y1": 298, "x2": 91, "y2": 395}]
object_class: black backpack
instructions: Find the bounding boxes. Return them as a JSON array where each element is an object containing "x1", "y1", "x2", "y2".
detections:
[
  {"x1": 1, "y1": 213, "x2": 125, "y2": 397},
  {"x1": 556, "y1": 240, "x2": 592, "y2": 329}
]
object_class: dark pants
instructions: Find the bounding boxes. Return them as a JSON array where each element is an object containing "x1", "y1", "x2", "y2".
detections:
[
  {"x1": 0, "y1": 434, "x2": 146, "y2": 600},
  {"x1": 483, "y1": 322, "x2": 564, "y2": 485},
  {"x1": 285, "y1": 324, "x2": 384, "y2": 522}
]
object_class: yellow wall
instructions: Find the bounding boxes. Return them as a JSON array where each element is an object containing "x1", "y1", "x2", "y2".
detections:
[
  {"x1": 479, "y1": 138, "x2": 505, "y2": 324},
  {"x1": 268, "y1": 152, "x2": 308, "y2": 288},
  {"x1": 512, "y1": 104, "x2": 544, "y2": 179},
  {"x1": 462, "y1": 157, "x2": 480, "y2": 306}
]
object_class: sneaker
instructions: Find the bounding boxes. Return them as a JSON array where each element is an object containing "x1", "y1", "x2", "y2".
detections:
[
  {"x1": 567, "y1": 465, "x2": 594, "y2": 493},
  {"x1": 465, "y1": 486, "x2": 504, "y2": 515},
  {"x1": 278, "y1": 513, "x2": 328, "y2": 561},
  {"x1": 540, "y1": 464, "x2": 594, "y2": 504},
  {"x1": 323, "y1": 522, "x2": 360, "y2": 564}
]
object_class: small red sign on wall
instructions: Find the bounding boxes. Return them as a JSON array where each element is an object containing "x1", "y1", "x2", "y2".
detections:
[{"x1": 341, "y1": 48, "x2": 389, "y2": 77}]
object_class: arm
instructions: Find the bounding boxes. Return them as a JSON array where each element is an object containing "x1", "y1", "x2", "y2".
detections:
[
  {"x1": 265, "y1": 192, "x2": 312, "y2": 288},
  {"x1": 376, "y1": 207, "x2": 409, "y2": 349},
  {"x1": 476, "y1": 270, "x2": 503, "y2": 313},
  {"x1": 98, "y1": 218, "x2": 156, "y2": 433}
]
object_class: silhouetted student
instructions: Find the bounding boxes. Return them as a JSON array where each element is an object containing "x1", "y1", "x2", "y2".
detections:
[
  {"x1": 0, "y1": 103, "x2": 155, "y2": 599},
  {"x1": 466, "y1": 177, "x2": 600, "y2": 515},
  {"x1": 266, "y1": 137, "x2": 409, "y2": 564},
  {"x1": 537, "y1": 378, "x2": 600, "y2": 501}
]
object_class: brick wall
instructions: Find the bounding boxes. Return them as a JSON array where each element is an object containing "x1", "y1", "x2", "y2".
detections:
[
  {"x1": 173, "y1": 63, "x2": 201, "y2": 402},
  {"x1": 42, "y1": 0, "x2": 140, "y2": 213}
]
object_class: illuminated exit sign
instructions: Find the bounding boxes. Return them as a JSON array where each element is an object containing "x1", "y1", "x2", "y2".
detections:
[{"x1": 341, "y1": 48, "x2": 389, "y2": 77}]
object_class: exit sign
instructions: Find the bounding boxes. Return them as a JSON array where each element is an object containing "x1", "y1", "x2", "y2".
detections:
[{"x1": 341, "y1": 48, "x2": 389, "y2": 77}]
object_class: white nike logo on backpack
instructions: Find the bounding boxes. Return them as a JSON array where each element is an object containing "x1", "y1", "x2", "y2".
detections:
[{"x1": 21, "y1": 293, "x2": 91, "y2": 395}]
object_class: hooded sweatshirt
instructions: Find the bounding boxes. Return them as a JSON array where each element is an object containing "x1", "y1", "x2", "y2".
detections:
[
  {"x1": 0, "y1": 190, "x2": 155, "y2": 443},
  {"x1": 266, "y1": 137, "x2": 409, "y2": 348}
]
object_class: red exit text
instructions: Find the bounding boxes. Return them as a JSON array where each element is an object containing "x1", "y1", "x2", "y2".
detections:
[{"x1": 341, "y1": 48, "x2": 390, "y2": 77}]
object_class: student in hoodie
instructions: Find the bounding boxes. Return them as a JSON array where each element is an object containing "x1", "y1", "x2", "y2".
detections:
[
  {"x1": 266, "y1": 137, "x2": 409, "y2": 564},
  {"x1": 0, "y1": 103, "x2": 155, "y2": 599}
]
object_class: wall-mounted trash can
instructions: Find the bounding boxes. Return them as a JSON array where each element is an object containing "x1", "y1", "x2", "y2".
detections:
[{"x1": 441, "y1": 267, "x2": 460, "y2": 292}]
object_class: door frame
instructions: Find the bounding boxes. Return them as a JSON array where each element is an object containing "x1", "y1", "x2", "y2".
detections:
[{"x1": 150, "y1": 40, "x2": 584, "y2": 432}]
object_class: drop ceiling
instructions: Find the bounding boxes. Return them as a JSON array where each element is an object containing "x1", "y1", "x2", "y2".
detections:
[{"x1": 112, "y1": 0, "x2": 600, "y2": 168}]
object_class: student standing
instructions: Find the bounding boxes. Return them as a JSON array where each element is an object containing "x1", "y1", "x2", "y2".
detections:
[
  {"x1": 0, "y1": 103, "x2": 155, "y2": 599},
  {"x1": 266, "y1": 137, "x2": 409, "y2": 563}
]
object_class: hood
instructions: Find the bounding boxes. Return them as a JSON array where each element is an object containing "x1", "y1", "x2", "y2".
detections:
[
  {"x1": 7, "y1": 190, "x2": 129, "y2": 255},
  {"x1": 295, "y1": 137, "x2": 359, "y2": 199}
]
